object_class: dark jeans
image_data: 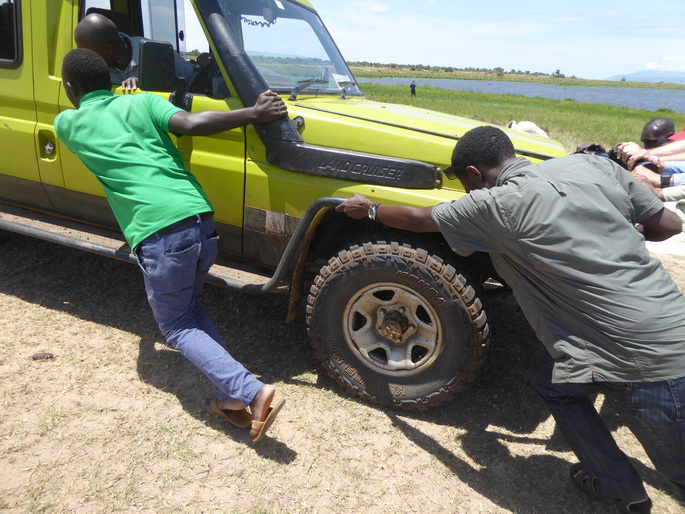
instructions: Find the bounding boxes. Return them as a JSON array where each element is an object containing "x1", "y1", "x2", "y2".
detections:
[
  {"x1": 135, "y1": 213, "x2": 262, "y2": 405},
  {"x1": 530, "y1": 353, "x2": 685, "y2": 502}
]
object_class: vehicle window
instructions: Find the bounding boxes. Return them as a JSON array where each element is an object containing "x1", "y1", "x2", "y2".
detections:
[
  {"x1": 83, "y1": 0, "x2": 110, "y2": 10},
  {"x1": 78, "y1": 1, "x2": 211, "y2": 58},
  {"x1": 82, "y1": 1, "x2": 136, "y2": 36},
  {"x1": 242, "y1": 15, "x2": 330, "y2": 89},
  {"x1": 182, "y1": 0, "x2": 210, "y2": 60},
  {"x1": 0, "y1": 0, "x2": 20, "y2": 67},
  {"x1": 143, "y1": 0, "x2": 182, "y2": 52},
  {"x1": 215, "y1": 0, "x2": 361, "y2": 96},
  {"x1": 140, "y1": 1, "x2": 207, "y2": 58}
]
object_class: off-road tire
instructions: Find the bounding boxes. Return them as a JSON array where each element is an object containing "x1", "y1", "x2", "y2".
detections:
[{"x1": 306, "y1": 240, "x2": 490, "y2": 411}]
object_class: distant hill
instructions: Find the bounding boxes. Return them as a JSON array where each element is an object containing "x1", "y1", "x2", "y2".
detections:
[{"x1": 606, "y1": 70, "x2": 685, "y2": 85}]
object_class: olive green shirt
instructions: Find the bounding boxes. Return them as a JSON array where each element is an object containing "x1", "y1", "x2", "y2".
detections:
[{"x1": 433, "y1": 155, "x2": 685, "y2": 383}]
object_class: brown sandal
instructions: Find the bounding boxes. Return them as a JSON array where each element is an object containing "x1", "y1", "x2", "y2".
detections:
[
  {"x1": 201, "y1": 398, "x2": 252, "y2": 428},
  {"x1": 251, "y1": 399, "x2": 285, "y2": 443}
]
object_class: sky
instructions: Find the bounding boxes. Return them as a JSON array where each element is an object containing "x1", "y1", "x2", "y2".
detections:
[
  {"x1": 309, "y1": 0, "x2": 685, "y2": 80},
  {"x1": 179, "y1": 0, "x2": 685, "y2": 81}
]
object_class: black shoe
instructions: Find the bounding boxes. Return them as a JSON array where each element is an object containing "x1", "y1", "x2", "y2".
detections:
[
  {"x1": 569, "y1": 463, "x2": 652, "y2": 513},
  {"x1": 616, "y1": 497, "x2": 653, "y2": 513}
]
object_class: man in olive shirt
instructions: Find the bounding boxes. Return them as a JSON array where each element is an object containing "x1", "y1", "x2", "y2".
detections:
[{"x1": 337, "y1": 126, "x2": 684, "y2": 512}]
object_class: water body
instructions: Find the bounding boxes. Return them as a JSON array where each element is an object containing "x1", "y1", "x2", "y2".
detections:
[{"x1": 356, "y1": 77, "x2": 685, "y2": 114}]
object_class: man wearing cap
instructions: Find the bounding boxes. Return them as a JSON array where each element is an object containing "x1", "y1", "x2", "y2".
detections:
[{"x1": 336, "y1": 126, "x2": 685, "y2": 513}]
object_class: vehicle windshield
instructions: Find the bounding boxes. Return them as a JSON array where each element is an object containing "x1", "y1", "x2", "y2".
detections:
[{"x1": 215, "y1": 0, "x2": 362, "y2": 96}]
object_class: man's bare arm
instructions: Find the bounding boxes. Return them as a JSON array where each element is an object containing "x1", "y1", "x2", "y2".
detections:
[
  {"x1": 336, "y1": 193, "x2": 440, "y2": 233},
  {"x1": 630, "y1": 165, "x2": 666, "y2": 201},
  {"x1": 168, "y1": 90, "x2": 287, "y2": 136},
  {"x1": 650, "y1": 140, "x2": 685, "y2": 160},
  {"x1": 616, "y1": 141, "x2": 685, "y2": 169},
  {"x1": 640, "y1": 207, "x2": 682, "y2": 241}
]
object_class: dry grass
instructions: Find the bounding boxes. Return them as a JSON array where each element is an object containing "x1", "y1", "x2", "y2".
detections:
[{"x1": 0, "y1": 232, "x2": 683, "y2": 513}]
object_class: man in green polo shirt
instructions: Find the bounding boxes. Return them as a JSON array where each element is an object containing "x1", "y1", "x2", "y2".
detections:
[
  {"x1": 55, "y1": 48, "x2": 287, "y2": 443},
  {"x1": 337, "y1": 126, "x2": 685, "y2": 512}
]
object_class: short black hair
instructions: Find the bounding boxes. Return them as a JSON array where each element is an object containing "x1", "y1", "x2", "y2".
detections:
[
  {"x1": 643, "y1": 117, "x2": 675, "y2": 136},
  {"x1": 62, "y1": 48, "x2": 111, "y2": 95},
  {"x1": 640, "y1": 117, "x2": 676, "y2": 149},
  {"x1": 444, "y1": 126, "x2": 515, "y2": 179}
]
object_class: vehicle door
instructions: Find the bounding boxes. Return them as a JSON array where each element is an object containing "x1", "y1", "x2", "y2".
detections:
[
  {"x1": 0, "y1": 0, "x2": 54, "y2": 210},
  {"x1": 165, "y1": 0, "x2": 246, "y2": 258},
  {"x1": 53, "y1": 0, "x2": 130, "y2": 227}
]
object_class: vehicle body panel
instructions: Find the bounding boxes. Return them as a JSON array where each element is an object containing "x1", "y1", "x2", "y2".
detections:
[
  {"x1": 1, "y1": 0, "x2": 569, "y2": 265},
  {"x1": 0, "y1": 0, "x2": 570, "y2": 409}
]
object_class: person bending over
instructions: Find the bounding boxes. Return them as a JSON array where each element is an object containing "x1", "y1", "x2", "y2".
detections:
[
  {"x1": 55, "y1": 48, "x2": 288, "y2": 442},
  {"x1": 337, "y1": 126, "x2": 684, "y2": 513}
]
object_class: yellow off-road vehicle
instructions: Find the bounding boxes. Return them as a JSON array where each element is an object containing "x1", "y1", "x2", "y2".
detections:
[{"x1": 0, "y1": 0, "x2": 567, "y2": 410}]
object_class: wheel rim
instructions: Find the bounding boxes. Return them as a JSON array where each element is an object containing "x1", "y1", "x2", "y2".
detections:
[{"x1": 342, "y1": 282, "x2": 443, "y2": 376}]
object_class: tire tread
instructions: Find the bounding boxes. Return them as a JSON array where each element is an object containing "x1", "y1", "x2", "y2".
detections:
[{"x1": 306, "y1": 237, "x2": 491, "y2": 411}]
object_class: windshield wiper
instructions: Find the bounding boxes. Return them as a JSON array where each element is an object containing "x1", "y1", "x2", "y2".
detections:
[{"x1": 288, "y1": 68, "x2": 330, "y2": 100}]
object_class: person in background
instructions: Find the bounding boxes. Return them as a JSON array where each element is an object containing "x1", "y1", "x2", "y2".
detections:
[
  {"x1": 336, "y1": 126, "x2": 684, "y2": 513},
  {"x1": 639, "y1": 117, "x2": 676, "y2": 149},
  {"x1": 55, "y1": 48, "x2": 288, "y2": 442},
  {"x1": 74, "y1": 13, "x2": 212, "y2": 91},
  {"x1": 616, "y1": 124, "x2": 685, "y2": 170},
  {"x1": 613, "y1": 120, "x2": 685, "y2": 227},
  {"x1": 410, "y1": 80, "x2": 416, "y2": 97}
]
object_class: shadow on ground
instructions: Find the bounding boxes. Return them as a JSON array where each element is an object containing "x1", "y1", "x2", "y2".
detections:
[{"x1": 1, "y1": 232, "x2": 680, "y2": 511}]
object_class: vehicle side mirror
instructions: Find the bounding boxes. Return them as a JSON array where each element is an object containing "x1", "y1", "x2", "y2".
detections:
[{"x1": 138, "y1": 40, "x2": 177, "y2": 93}]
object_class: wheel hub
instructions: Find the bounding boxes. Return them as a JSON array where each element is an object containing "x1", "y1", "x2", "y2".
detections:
[
  {"x1": 342, "y1": 282, "x2": 443, "y2": 375},
  {"x1": 378, "y1": 307, "x2": 415, "y2": 342}
]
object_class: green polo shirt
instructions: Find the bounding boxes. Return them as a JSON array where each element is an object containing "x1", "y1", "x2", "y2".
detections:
[
  {"x1": 55, "y1": 90, "x2": 213, "y2": 249},
  {"x1": 433, "y1": 155, "x2": 685, "y2": 383}
]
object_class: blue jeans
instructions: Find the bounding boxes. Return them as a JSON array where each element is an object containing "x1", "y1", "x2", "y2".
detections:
[
  {"x1": 135, "y1": 213, "x2": 263, "y2": 405},
  {"x1": 530, "y1": 353, "x2": 685, "y2": 502}
]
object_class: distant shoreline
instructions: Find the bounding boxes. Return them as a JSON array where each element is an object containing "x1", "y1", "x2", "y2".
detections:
[
  {"x1": 356, "y1": 77, "x2": 685, "y2": 114},
  {"x1": 348, "y1": 64, "x2": 685, "y2": 91}
]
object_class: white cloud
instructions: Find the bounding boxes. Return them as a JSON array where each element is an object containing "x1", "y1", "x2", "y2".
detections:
[{"x1": 644, "y1": 57, "x2": 685, "y2": 72}]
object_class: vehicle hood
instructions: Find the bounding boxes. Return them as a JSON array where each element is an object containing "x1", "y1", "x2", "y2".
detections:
[{"x1": 288, "y1": 96, "x2": 568, "y2": 182}]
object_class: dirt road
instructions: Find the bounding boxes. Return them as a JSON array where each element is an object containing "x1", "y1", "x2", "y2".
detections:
[{"x1": 1, "y1": 232, "x2": 683, "y2": 513}]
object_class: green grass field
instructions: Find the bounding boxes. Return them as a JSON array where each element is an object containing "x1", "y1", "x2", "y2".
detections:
[{"x1": 358, "y1": 83, "x2": 685, "y2": 153}]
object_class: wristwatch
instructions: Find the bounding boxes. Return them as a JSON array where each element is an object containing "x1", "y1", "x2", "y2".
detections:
[
  {"x1": 661, "y1": 172, "x2": 673, "y2": 189},
  {"x1": 367, "y1": 202, "x2": 380, "y2": 221}
]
